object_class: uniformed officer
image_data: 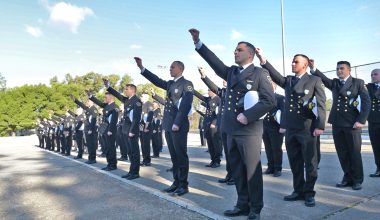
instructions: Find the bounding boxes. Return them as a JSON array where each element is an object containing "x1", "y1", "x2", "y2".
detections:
[
  {"x1": 309, "y1": 60, "x2": 370, "y2": 189},
  {"x1": 72, "y1": 97, "x2": 98, "y2": 163},
  {"x1": 151, "y1": 100, "x2": 163, "y2": 158},
  {"x1": 52, "y1": 115, "x2": 63, "y2": 153},
  {"x1": 88, "y1": 91, "x2": 119, "y2": 171},
  {"x1": 367, "y1": 68, "x2": 380, "y2": 177},
  {"x1": 116, "y1": 104, "x2": 129, "y2": 161},
  {"x1": 68, "y1": 109, "x2": 85, "y2": 159},
  {"x1": 198, "y1": 68, "x2": 234, "y2": 185},
  {"x1": 135, "y1": 57, "x2": 194, "y2": 196},
  {"x1": 189, "y1": 29, "x2": 275, "y2": 219},
  {"x1": 36, "y1": 121, "x2": 44, "y2": 148},
  {"x1": 194, "y1": 89, "x2": 222, "y2": 168},
  {"x1": 256, "y1": 49, "x2": 326, "y2": 207},
  {"x1": 263, "y1": 82, "x2": 285, "y2": 177},
  {"x1": 63, "y1": 112, "x2": 74, "y2": 156},
  {"x1": 103, "y1": 80, "x2": 143, "y2": 180},
  {"x1": 198, "y1": 115, "x2": 206, "y2": 147},
  {"x1": 140, "y1": 92, "x2": 154, "y2": 166}
]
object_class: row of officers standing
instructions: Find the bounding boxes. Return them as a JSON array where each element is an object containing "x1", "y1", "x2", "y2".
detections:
[{"x1": 36, "y1": 28, "x2": 380, "y2": 220}]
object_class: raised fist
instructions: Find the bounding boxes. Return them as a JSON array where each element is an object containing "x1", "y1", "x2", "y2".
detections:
[
  {"x1": 134, "y1": 57, "x2": 143, "y2": 70},
  {"x1": 188, "y1": 28, "x2": 200, "y2": 43}
]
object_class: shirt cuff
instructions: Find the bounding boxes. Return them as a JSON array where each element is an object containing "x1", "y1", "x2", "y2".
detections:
[
  {"x1": 310, "y1": 67, "x2": 317, "y2": 73},
  {"x1": 195, "y1": 40, "x2": 203, "y2": 50},
  {"x1": 141, "y1": 67, "x2": 146, "y2": 74}
]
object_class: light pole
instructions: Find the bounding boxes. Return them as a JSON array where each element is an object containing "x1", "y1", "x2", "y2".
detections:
[{"x1": 280, "y1": 0, "x2": 286, "y2": 76}]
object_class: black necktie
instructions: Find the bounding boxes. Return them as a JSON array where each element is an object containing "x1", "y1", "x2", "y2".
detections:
[
  {"x1": 291, "y1": 76, "x2": 299, "y2": 86},
  {"x1": 238, "y1": 66, "x2": 244, "y2": 72},
  {"x1": 340, "y1": 80, "x2": 345, "y2": 85}
]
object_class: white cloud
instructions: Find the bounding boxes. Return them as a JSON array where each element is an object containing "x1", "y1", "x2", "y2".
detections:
[
  {"x1": 231, "y1": 29, "x2": 243, "y2": 40},
  {"x1": 134, "y1": 22, "x2": 142, "y2": 29},
  {"x1": 130, "y1": 44, "x2": 142, "y2": 49},
  {"x1": 46, "y1": 1, "x2": 94, "y2": 33},
  {"x1": 25, "y1": 25, "x2": 43, "y2": 38},
  {"x1": 209, "y1": 44, "x2": 225, "y2": 50}
]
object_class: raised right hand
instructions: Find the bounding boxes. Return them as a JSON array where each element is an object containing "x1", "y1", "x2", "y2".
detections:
[
  {"x1": 188, "y1": 28, "x2": 200, "y2": 43},
  {"x1": 134, "y1": 57, "x2": 143, "y2": 70},
  {"x1": 198, "y1": 67, "x2": 206, "y2": 78}
]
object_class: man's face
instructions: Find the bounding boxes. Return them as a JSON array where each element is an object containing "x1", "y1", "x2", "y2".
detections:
[
  {"x1": 86, "y1": 100, "x2": 93, "y2": 107},
  {"x1": 170, "y1": 62, "x2": 182, "y2": 78},
  {"x1": 124, "y1": 86, "x2": 134, "y2": 97},
  {"x1": 234, "y1": 43, "x2": 253, "y2": 66},
  {"x1": 207, "y1": 89, "x2": 215, "y2": 97},
  {"x1": 153, "y1": 102, "x2": 159, "y2": 109},
  {"x1": 105, "y1": 94, "x2": 113, "y2": 103},
  {"x1": 141, "y1": 94, "x2": 149, "y2": 103},
  {"x1": 291, "y1": 56, "x2": 308, "y2": 74},
  {"x1": 336, "y1": 64, "x2": 351, "y2": 79},
  {"x1": 371, "y1": 69, "x2": 380, "y2": 83}
]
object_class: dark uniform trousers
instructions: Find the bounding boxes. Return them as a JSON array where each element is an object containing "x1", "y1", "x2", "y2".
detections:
[
  {"x1": 228, "y1": 120, "x2": 264, "y2": 212},
  {"x1": 311, "y1": 69, "x2": 370, "y2": 184},
  {"x1": 152, "y1": 127, "x2": 162, "y2": 156},
  {"x1": 126, "y1": 133, "x2": 140, "y2": 175},
  {"x1": 263, "y1": 126, "x2": 284, "y2": 172},
  {"x1": 60, "y1": 134, "x2": 65, "y2": 154},
  {"x1": 263, "y1": 93, "x2": 285, "y2": 172},
  {"x1": 105, "y1": 133, "x2": 117, "y2": 168},
  {"x1": 220, "y1": 131, "x2": 232, "y2": 178},
  {"x1": 64, "y1": 134, "x2": 73, "y2": 155},
  {"x1": 204, "y1": 126, "x2": 222, "y2": 163},
  {"x1": 165, "y1": 128, "x2": 189, "y2": 188},
  {"x1": 141, "y1": 130, "x2": 152, "y2": 163},
  {"x1": 86, "y1": 132, "x2": 98, "y2": 161},
  {"x1": 75, "y1": 130, "x2": 84, "y2": 157},
  {"x1": 367, "y1": 83, "x2": 380, "y2": 170},
  {"x1": 333, "y1": 126, "x2": 363, "y2": 183},
  {"x1": 117, "y1": 126, "x2": 128, "y2": 159}
]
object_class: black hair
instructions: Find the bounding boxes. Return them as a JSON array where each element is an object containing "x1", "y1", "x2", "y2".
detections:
[
  {"x1": 337, "y1": 61, "x2": 351, "y2": 68},
  {"x1": 238, "y1": 41, "x2": 256, "y2": 54},
  {"x1": 125, "y1": 84, "x2": 137, "y2": 92}
]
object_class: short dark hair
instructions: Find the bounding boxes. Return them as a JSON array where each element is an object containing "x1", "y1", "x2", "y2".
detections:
[
  {"x1": 238, "y1": 41, "x2": 256, "y2": 54},
  {"x1": 125, "y1": 84, "x2": 137, "y2": 92},
  {"x1": 337, "y1": 61, "x2": 351, "y2": 68},
  {"x1": 173, "y1": 61, "x2": 185, "y2": 71},
  {"x1": 293, "y1": 54, "x2": 310, "y2": 62}
]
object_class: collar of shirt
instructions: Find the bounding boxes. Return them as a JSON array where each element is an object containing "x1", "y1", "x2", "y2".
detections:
[
  {"x1": 173, "y1": 75, "x2": 183, "y2": 82},
  {"x1": 239, "y1": 63, "x2": 253, "y2": 73},
  {"x1": 339, "y1": 75, "x2": 350, "y2": 83},
  {"x1": 296, "y1": 72, "x2": 306, "y2": 79}
]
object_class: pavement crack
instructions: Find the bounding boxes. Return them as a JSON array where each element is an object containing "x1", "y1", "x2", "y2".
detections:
[{"x1": 320, "y1": 192, "x2": 380, "y2": 219}]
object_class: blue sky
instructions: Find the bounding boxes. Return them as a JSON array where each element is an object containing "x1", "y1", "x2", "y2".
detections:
[{"x1": 1, "y1": 0, "x2": 379, "y2": 92}]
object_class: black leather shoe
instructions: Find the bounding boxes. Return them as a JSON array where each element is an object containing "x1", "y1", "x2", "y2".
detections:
[
  {"x1": 218, "y1": 177, "x2": 229, "y2": 183},
  {"x1": 223, "y1": 206, "x2": 249, "y2": 217},
  {"x1": 369, "y1": 170, "x2": 380, "y2": 177},
  {"x1": 74, "y1": 156, "x2": 82, "y2": 159},
  {"x1": 105, "y1": 166, "x2": 117, "y2": 171},
  {"x1": 117, "y1": 157, "x2": 128, "y2": 161},
  {"x1": 263, "y1": 168, "x2": 274, "y2": 175},
  {"x1": 172, "y1": 187, "x2": 189, "y2": 196},
  {"x1": 85, "y1": 160, "x2": 96, "y2": 164},
  {"x1": 304, "y1": 196, "x2": 316, "y2": 207},
  {"x1": 151, "y1": 155, "x2": 159, "y2": 158},
  {"x1": 226, "y1": 179, "x2": 235, "y2": 185},
  {"x1": 273, "y1": 170, "x2": 282, "y2": 177},
  {"x1": 352, "y1": 183, "x2": 362, "y2": 190},
  {"x1": 144, "y1": 162, "x2": 151, "y2": 166},
  {"x1": 65, "y1": 153, "x2": 71, "y2": 156},
  {"x1": 205, "y1": 162, "x2": 214, "y2": 167},
  {"x1": 101, "y1": 166, "x2": 109, "y2": 170},
  {"x1": 211, "y1": 163, "x2": 220, "y2": 168},
  {"x1": 247, "y1": 211, "x2": 260, "y2": 220},
  {"x1": 284, "y1": 192, "x2": 304, "y2": 201},
  {"x1": 121, "y1": 173, "x2": 131, "y2": 178},
  {"x1": 336, "y1": 181, "x2": 352, "y2": 188},
  {"x1": 163, "y1": 184, "x2": 178, "y2": 193},
  {"x1": 126, "y1": 174, "x2": 139, "y2": 180},
  {"x1": 166, "y1": 167, "x2": 173, "y2": 172}
]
